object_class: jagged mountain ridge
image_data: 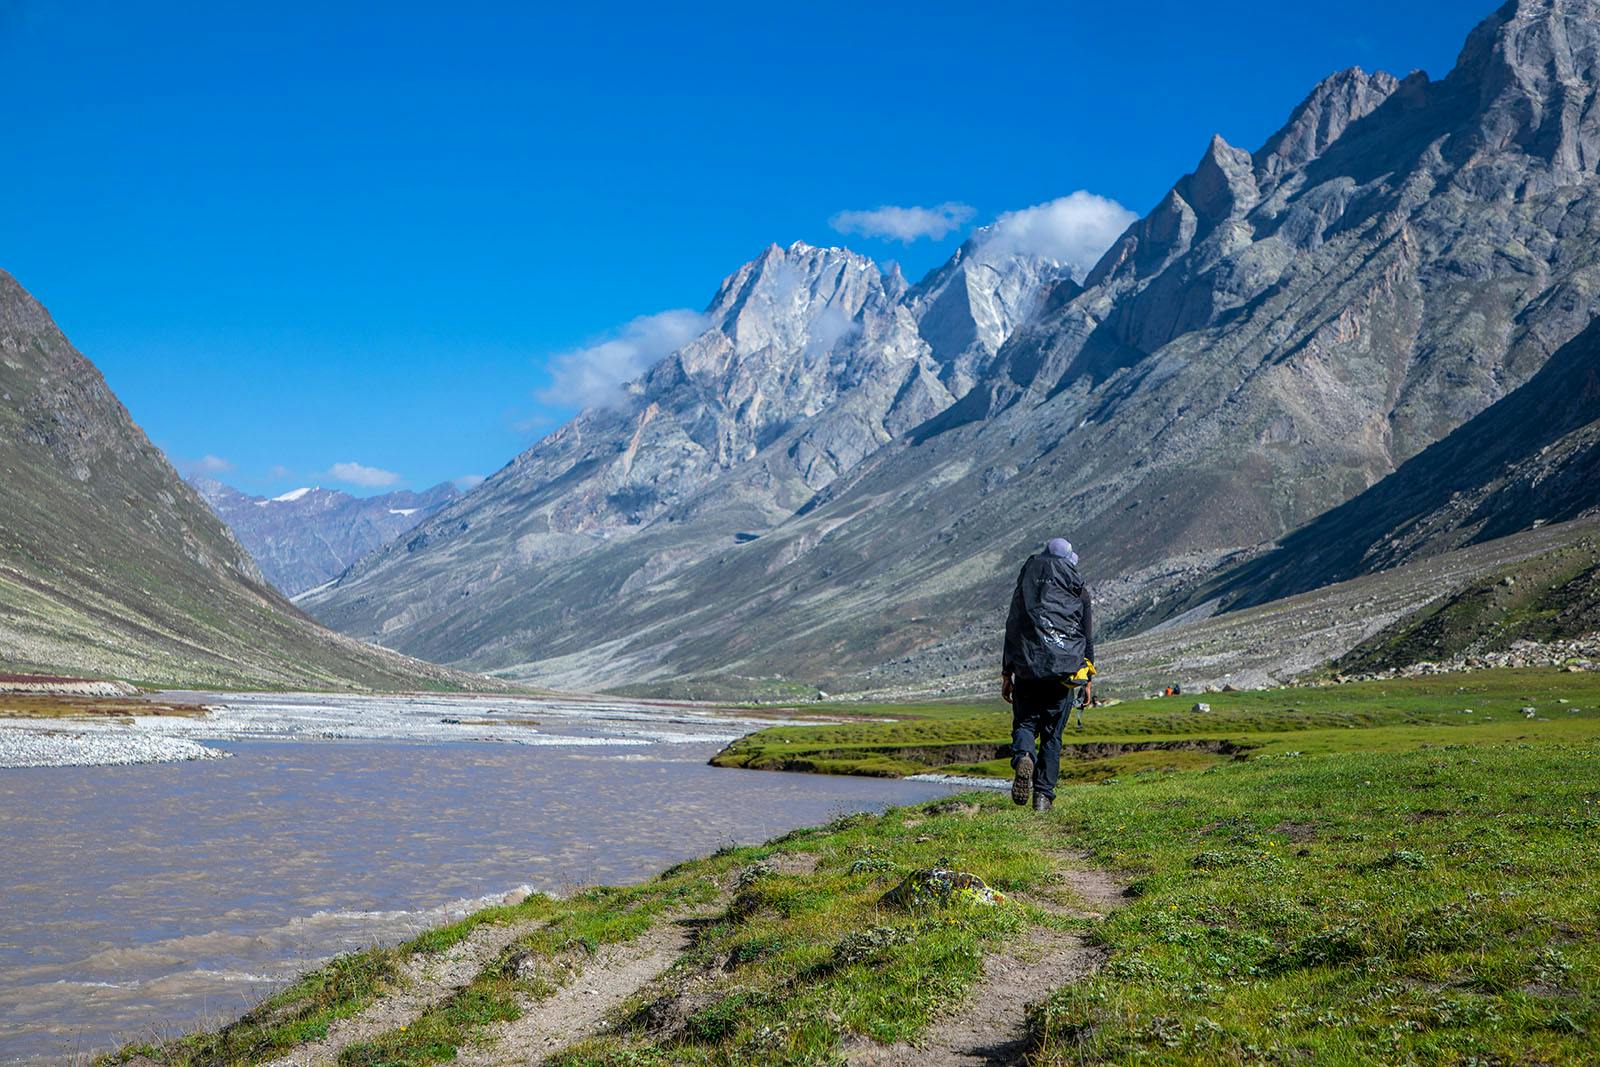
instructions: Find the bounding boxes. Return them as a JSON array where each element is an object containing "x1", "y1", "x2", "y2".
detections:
[
  {"x1": 310, "y1": 0, "x2": 1600, "y2": 695},
  {"x1": 190, "y1": 478, "x2": 458, "y2": 596},
  {"x1": 303, "y1": 235, "x2": 1074, "y2": 653},
  {"x1": 0, "y1": 270, "x2": 485, "y2": 690}
]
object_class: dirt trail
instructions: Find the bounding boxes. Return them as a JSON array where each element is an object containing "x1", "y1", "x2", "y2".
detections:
[
  {"x1": 848, "y1": 856, "x2": 1127, "y2": 1067},
  {"x1": 455, "y1": 915, "x2": 699, "y2": 1066},
  {"x1": 263, "y1": 917, "x2": 541, "y2": 1067}
]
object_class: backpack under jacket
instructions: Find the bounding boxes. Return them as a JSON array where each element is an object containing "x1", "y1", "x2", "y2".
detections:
[{"x1": 1003, "y1": 553, "x2": 1094, "y2": 681}]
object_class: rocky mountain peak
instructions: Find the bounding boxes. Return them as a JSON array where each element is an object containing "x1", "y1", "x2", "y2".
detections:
[
  {"x1": 1179, "y1": 134, "x2": 1259, "y2": 228},
  {"x1": 883, "y1": 261, "x2": 910, "y2": 302},
  {"x1": 1447, "y1": 0, "x2": 1600, "y2": 175},
  {"x1": 908, "y1": 231, "x2": 1073, "y2": 392},
  {"x1": 305, "y1": 0, "x2": 1600, "y2": 698},
  {"x1": 702, "y1": 241, "x2": 884, "y2": 356},
  {"x1": 1254, "y1": 66, "x2": 1402, "y2": 187},
  {"x1": 190, "y1": 477, "x2": 460, "y2": 595}
]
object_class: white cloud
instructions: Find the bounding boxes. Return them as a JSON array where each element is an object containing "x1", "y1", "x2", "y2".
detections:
[
  {"x1": 536, "y1": 309, "x2": 708, "y2": 411},
  {"x1": 266, "y1": 464, "x2": 293, "y2": 481},
  {"x1": 978, "y1": 191, "x2": 1137, "y2": 277},
  {"x1": 174, "y1": 453, "x2": 233, "y2": 477},
  {"x1": 803, "y1": 304, "x2": 862, "y2": 358},
  {"x1": 829, "y1": 202, "x2": 975, "y2": 243},
  {"x1": 325, "y1": 461, "x2": 402, "y2": 488},
  {"x1": 453, "y1": 474, "x2": 486, "y2": 491}
]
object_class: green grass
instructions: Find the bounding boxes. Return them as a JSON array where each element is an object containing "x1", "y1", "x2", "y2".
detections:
[
  {"x1": 1026, "y1": 741, "x2": 1600, "y2": 1064},
  {"x1": 97, "y1": 896, "x2": 559, "y2": 1067},
  {"x1": 333, "y1": 869, "x2": 723, "y2": 1066},
  {"x1": 713, "y1": 668, "x2": 1600, "y2": 778},
  {"x1": 545, "y1": 802, "x2": 1061, "y2": 1065},
  {"x1": 98, "y1": 947, "x2": 406, "y2": 1066},
  {"x1": 546, "y1": 735, "x2": 1600, "y2": 1064},
  {"x1": 108, "y1": 668, "x2": 1600, "y2": 1065}
]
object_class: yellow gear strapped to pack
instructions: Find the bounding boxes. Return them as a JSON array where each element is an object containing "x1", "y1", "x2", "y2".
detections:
[{"x1": 1068, "y1": 659, "x2": 1096, "y2": 683}]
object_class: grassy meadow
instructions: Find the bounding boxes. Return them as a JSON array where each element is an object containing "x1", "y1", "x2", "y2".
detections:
[
  {"x1": 712, "y1": 669, "x2": 1600, "y2": 780},
  {"x1": 107, "y1": 667, "x2": 1600, "y2": 1065}
]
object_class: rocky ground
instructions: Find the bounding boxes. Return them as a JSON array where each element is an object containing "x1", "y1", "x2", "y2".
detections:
[{"x1": 1326, "y1": 634, "x2": 1600, "y2": 684}]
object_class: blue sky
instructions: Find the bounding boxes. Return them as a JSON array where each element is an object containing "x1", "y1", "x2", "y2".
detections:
[{"x1": 1, "y1": 1, "x2": 1489, "y2": 494}]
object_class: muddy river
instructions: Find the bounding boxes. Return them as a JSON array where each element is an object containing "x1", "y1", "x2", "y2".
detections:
[{"x1": 0, "y1": 694, "x2": 956, "y2": 1064}]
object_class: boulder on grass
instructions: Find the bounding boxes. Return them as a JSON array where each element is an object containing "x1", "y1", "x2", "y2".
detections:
[{"x1": 880, "y1": 867, "x2": 1006, "y2": 909}]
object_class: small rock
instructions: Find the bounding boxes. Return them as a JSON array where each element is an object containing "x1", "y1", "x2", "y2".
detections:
[
  {"x1": 816, "y1": 690, "x2": 830, "y2": 700},
  {"x1": 1191, "y1": 702, "x2": 1212, "y2": 713},
  {"x1": 502, "y1": 886, "x2": 532, "y2": 906}
]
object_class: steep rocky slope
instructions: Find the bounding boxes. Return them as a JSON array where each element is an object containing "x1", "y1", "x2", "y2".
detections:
[
  {"x1": 0, "y1": 271, "x2": 485, "y2": 690},
  {"x1": 1334, "y1": 526, "x2": 1600, "y2": 675},
  {"x1": 1181, "y1": 309, "x2": 1600, "y2": 618},
  {"x1": 313, "y1": 0, "x2": 1600, "y2": 695},
  {"x1": 191, "y1": 478, "x2": 458, "y2": 595}
]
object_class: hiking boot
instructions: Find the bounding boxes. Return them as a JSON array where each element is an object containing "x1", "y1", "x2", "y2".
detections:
[
  {"x1": 1011, "y1": 754, "x2": 1034, "y2": 806},
  {"x1": 1033, "y1": 794, "x2": 1054, "y2": 813}
]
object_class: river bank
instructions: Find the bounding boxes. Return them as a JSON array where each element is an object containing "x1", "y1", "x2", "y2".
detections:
[
  {"x1": 103, "y1": 726, "x2": 1600, "y2": 1065},
  {"x1": 0, "y1": 696, "x2": 958, "y2": 1066},
  {"x1": 19, "y1": 675, "x2": 1600, "y2": 1064}
]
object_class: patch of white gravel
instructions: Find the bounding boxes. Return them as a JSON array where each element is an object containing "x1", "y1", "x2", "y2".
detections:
[
  {"x1": 904, "y1": 773, "x2": 1008, "y2": 790},
  {"x1": 0, "y1": 726, "x2": 225, "y2": 768}
]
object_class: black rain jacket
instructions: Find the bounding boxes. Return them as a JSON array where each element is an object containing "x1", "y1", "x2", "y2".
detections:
[{"x1": 1002, "y1": 552, "x2": 1094, "y2": 681}]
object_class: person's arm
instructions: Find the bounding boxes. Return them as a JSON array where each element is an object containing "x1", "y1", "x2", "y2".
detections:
[
  {"x1": 1002, "y1": 568, "x2": 1025, "y2": 703},
  {"x1": 1082, "y1": 584, "x2": 1095, "y2": 665}
]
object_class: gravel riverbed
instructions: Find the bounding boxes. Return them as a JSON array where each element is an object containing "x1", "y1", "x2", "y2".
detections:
[
  {"x1": 0, "y1": 690, "x2": 802, "y2": 769},
  {"x1": 0, "y1": 726, "x2": 225, "y2": 768}
]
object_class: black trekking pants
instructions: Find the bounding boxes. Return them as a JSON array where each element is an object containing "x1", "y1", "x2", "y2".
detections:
[{"x1": 1011, "y1": 677, "x2": 1077, "y2": 801}]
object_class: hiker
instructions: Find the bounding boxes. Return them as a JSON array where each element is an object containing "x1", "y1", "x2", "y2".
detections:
[{"x1": 1001, "y1": 537, "x2": 1095, "y2": 812}]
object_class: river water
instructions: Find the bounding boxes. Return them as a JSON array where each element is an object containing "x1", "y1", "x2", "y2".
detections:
[{"x1": 0, "y1": 694, "x2": 955, "y2": 1065}]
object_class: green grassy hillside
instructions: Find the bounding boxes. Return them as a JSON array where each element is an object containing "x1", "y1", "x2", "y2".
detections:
[{"x1": 1337, "y1": 535, "x2": 1600, "y2": 674}]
